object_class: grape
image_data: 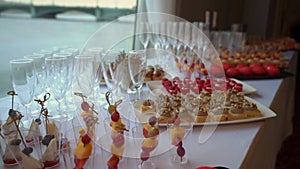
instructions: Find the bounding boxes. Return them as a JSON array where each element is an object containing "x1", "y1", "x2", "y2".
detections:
[
  {"x1": 35, "y1": 118, "x2": 42, "y2": 125},
  {"x1": 148, "y1": 116, "x2": 157, "y2": 126},
  {"x1": 177, "y1": 146, "x2": 185, "y2": 157},
  {"x1": 140, "y1": 151, "x2": 150, "y2": 162},
  {"x1": 22, "y1": 147, "x2": 33, "y2": 156},
  {"x1": 111, "y1": 111, "x2": 120, "y2": 122},
  {"x1": 81, "y1": 102, "x2": 90, "y2": 111},
  {"x1": 113, "y1": 133, "x2": 124, "y2": 147},
  {"x1": 42, "y1": 135, "x2": 54, "y2": 146},
  {"x1": 81, "y1": 134, "x2": 91, "y2": 144}
]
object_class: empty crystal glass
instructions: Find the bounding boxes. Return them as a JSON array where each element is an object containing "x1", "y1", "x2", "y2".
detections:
[
  {"x1": 128, "y1": 50, "x2": 147, "y2": 100},
  {"x1": 10, "y1": 59, "x2": 36, "y2": 124}
]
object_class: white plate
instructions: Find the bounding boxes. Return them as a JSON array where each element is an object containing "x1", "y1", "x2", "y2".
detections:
[
  {"x1": 194, "y1": 96, "x2": 277, "y2": 125},
  {"x1": 146, "y1": 79, "x2": 256, "y2": 97},
  {"x1": 133, "y1": 93, "x2": 276, "y2": 126},
  {"x1": 231, "y1": 78, "x2": 256, "y2": 94}
]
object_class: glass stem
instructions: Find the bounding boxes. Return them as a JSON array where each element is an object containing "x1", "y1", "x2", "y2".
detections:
[{"x1": 136, "y1": 87, "x2": 141, "y2": 100}]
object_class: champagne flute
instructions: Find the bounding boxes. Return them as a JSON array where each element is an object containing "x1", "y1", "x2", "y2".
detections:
[
  {"x1": 128, "y1": 50, "x2": 147, "y2": 100},
  {"x1": 53, "y1": 52, "x2": 75, "y2": 111},
  {"x1": 73, "y1": 55, "x2": 95, "y2": 100},
  {"x1": 45, "y1": 56, "x2": 70, "y2": 120},
  {"x1": 24, "y1": 54, "x2": 46, "y2": 99},
  {"x1": 138, "y1": 22, "x2": 150, "y2": 50},
  {"x1": 9, "y1": 58, "x2": 36, "y2": 125}
]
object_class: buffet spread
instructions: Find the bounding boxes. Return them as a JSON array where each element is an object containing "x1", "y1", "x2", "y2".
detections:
[{"x1": 0, "y1": 21, "x2": 298, "y2": 169}]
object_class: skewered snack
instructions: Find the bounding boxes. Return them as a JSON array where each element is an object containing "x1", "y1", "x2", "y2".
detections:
[
  {"x1": 73, "y1": 92, "x2": 99, "y2": 169},
  {"x1": 105, "y1": 91, "x2": 128, "y2": 169},
  {"x1": 139, "y1": 116, "x2": 159, "y2": 168}
]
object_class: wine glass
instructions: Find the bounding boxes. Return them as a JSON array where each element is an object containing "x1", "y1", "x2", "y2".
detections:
[
  {"x1": 128, "y1": 50, "x2": 147, "y2": 100},
  {"x1": 9, "y1": 58, "x2": 36, "y2": 125},
  {"x1": 45, "y1": 56, "x2": 70, "y2": 120}
]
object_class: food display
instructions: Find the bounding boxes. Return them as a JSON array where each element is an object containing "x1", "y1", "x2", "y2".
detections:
[
  {"x1": 154, "y1": 88, "x2": 262, "y2": 124},
  {"x1": 246, "y1": 37, "x2": 300, "y2": 51},
  {"x1": 161, "y1": 77, "x2": 244, "y2": 95}
]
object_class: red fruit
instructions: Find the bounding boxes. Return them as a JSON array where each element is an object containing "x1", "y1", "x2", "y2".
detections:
[
  {"x1": 192, "y1": 86, "x2": 202, "y2": 94},
  {"x1": 223, "y1": 63, "x2": 232, "y2": 71},
  {"x1": 204, "y1": 85, "x2": 212, "y2": 93},
  {"x1": 81, "y1": 102, "x2": 89, "y2": 111},
  {"x1": 143, "y1": 128, "x2": 149, "y2": 138},
  {"x1": 251, "y1": 65, "x2": 266, "y2": 75},
  {"x1": 177, "y1": 146, "x2": 185, "y2": 157},
  {"x1": 249, "y1": 63, "x2": 261, "y2": 69},
  {"x1": 113, "y1": 133, "x2": 124, "y2": 147},
  {"x1": 210, "y1": 65, "x2": 224, "y2": 77},
  {"x1": 266, "y1": 65, "x2": 280, "y2": 76},
  {"x1": 233, "y1": 83, "x2": 243, "y2": 92},
  {"x1": 75, "y1": 158, "x2": 89, "y2": 169},
  {"x1": 140, "y1": 151, "x2": 150, "y2": 162},
  {"x1": 179, "y1": 86, "x2": 189, "y2": 95},
  {"x1": 236, "y1": 64, "x2": 247, "y2": 70},
  {"x1": 111, "y1": 111, "x2": 120, "y2": 122},
  {"x1": 196, "y1": 167, "x2": 216, "y2": 169},
  {"x1": 226, "y1": 68, "x2": 240, "y2": 77},
  {"x1": 172, "y1": 77, "x2": 181, "y2": 83},
  {"x1": 148, "y1": 116, "x2": 157, "y2": 126},
  {"x1": 263, "y1": 62, "x2": 276, "y2": 69},
  {"x1": 162, "y1": 80, "x2": 172, "y2": 88},
  {"x1": 239, "y1": 66, "x2": 253, "y2": 76},
  {"x1": 107, "y1": 155, "x2": 120, "y2": 168},
  {"x1": 167, "y1": 86, "x2": 177, "y2": 95},
  {"x1": 81, "y1": 134, "x2": 91, "y2": 144}
]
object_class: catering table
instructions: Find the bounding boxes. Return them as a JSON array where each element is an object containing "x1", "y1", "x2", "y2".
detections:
[{"x1": 0, "y1": 51, "x2": 297, "y2": 169}]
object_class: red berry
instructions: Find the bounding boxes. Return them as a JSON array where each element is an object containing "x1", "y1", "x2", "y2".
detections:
[
  {"x1": 111, "y1": 111, "x2": 120, "y2": 122},
  {"x1": 226, "y1": 68, "x2": 240, "y2": 77},
  {"x1": 148, "y1": 116, "x2": 157, "y2": 126},
  {"x1": 81, "y1": 102, "x2": 89, "y2": 111},
  {"x1": 113, "y1": 133, "x2": 125, "y2": 147},
  {"x1": 177, "y1": 146, "x2": 185, "y2": 157},
  {"x1": 140, "y1": 151, "x2": 150, "y2": 162},
  {"x1": 81, "y1": 134, "x2": 91, "y2": 144},
  {"x1": 107, "y1": 155, "x2": 120, "y2": 168}
]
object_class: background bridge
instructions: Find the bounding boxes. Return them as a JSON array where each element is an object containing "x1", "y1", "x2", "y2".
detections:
[{"x1": 0, "y1": 2, "x2": 136, "y2": 21}]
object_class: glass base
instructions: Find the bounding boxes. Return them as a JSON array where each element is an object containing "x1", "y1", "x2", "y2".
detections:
[
  {"x1": 138, "y1": 161, "x2": 156, "y2": 169},
  {"x1": 170, "y1": 153, "x2": 189, "y2": 165}
]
